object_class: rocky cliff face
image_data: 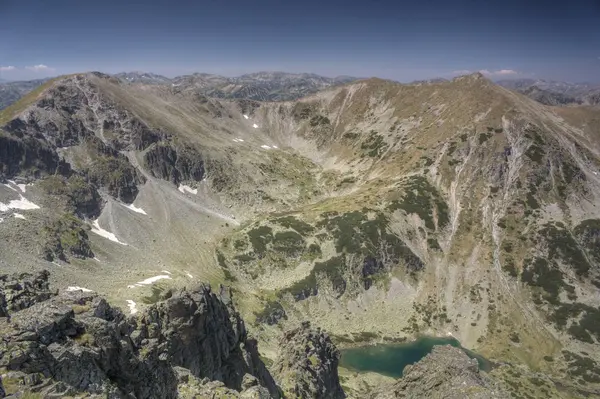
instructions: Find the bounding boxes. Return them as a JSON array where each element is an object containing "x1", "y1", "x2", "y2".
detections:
[
  {"x1": 372, "y1": 345, "x2": 507, "y2": 399},
  {"x1": 0, "y1": 271, "x2": 282, "y2": 398},
  {"x1": 273, "y1": 321, "x2": 345, "y2": 399}
]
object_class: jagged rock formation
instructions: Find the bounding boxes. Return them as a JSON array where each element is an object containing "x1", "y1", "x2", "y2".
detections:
[
  {"x1": 273, "y1": 321, "x2": 345, "y2": 399},
  {"x1": 0, "y1": 270, "x2": 56, "y2": 315},
  {"x1": 0, "y1": 272, "x2": 280, "y2": 398},
  {"x1": 372, "y1": 345, "x2": 507, "y2": 399}
]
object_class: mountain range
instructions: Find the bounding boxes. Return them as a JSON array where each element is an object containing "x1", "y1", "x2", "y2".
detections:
[
  {"x1": 496, "y1": 79, "x2": 600, "y2": 106},
  {"x1": 1, "y1": 70, "x2": 600, "y2": 398}
]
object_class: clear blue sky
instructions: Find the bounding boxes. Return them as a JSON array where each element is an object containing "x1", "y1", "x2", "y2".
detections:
[{"x1": 1, "y1": 0, "x2": 599, "y2": 82}]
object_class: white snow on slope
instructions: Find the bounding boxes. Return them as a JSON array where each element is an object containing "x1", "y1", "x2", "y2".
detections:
[
  {"x1": 243, "y1": 114, "x2": 249, "y2": 119},
  {"x1": 161, "y1": 270, "x2": 172, "y2": 275},
  {"x1": 272, "y1": 145, "x2": 278, "y2": 149},
  {"x1": 124, "y1": 203, "x2": 147, "y2": 215},
  {"x1": 178, "y1": 185, "x2": 198, "y2": 195},
  {"x1": 252, "y1": 123, "x2": 259, "y2": 128},
  {"x1": 0, "y1": 195, "x2": 41, "y2": 212},
  {"x1": 13, "y1": 213, "x2": 26, "y2": 220},
  {"x1": 66, "y1": 286, "x2": 93, "y2": 293},
  {"x1": 90, "y1": 220, "x2": 127, "y2": 245},
  {"x1": 185, "y1": 271, "x2": 193, "y2": 278},
  {"x1": 261, "y1": 145, "x2": 271, "y2": 150},
  {"x1": 126, "y1": 300, "x2": 138, "y2": 314},
  {"x1": 3, "y1": 184, "x2": 17, "y2": 192},
  {"x1": 127, "y1": 275, "x2": 172, "y2": 288},
  {"x1": 232, "y1": 138, "x2": 245, "y2": 143},
  {"x1": 7, "y1": 180, "x2": 28, "y2": 193}
]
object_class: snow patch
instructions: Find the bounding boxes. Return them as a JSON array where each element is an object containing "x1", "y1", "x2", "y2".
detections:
[
  {"x1": 178, "y1": 185, "x2": 198, "y2": 195},
  {"x1": 261, "y1": 145, "x2": 272, "y2": 150},
  {"x1": 126, "y1": 300, "x2": 138, "y2": 314},
  {"x1": 3, "y1": 184, "x2": 17, "y2": 192},
  {"x1": 243, "y1": 114, "x2": 249, "y2": 119},
  {"x1": 161, "y1": 270, "x2": 172, "y2": 275},
  {"x1": 0, "y1": 195, "x2": 41, "y2": 212},
  {"x1": 13, "y1": 213, "x2": 26, "y2": 220},
  {"x1": 90, "y1": 220, "x2": 127, "y2": 245},
  {"x1": 67, "y1": 286, "x2": 93, "y2": 293},
  {"x1": 232, "y1": 138, "x2": 245, "y2": 143},
  {"x1": 252, "y1": 123, "x2": 259, "y2": 129},
  {"x1": 6, "y1": 180, "x2": 26, "y2": 192},
  {"x1": 128, "y1": 275, "x2": 172, "y2": 288},
  {"x1": 272, "y1": 145, "x2": 278, "y2": 149},
  {"x1": 124, "y1": 203, "x2": 147, "y2": 215},
  {"x1": 185, "y1": 271, "x2": 193, "y2": 278}
]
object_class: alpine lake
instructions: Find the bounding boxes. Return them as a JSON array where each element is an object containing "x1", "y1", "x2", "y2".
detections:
[{"x1": 339, "y1": 336, "x2": 491, "y2": 378}]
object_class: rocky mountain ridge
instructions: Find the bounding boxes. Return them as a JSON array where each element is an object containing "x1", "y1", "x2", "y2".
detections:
[
  {"x1": 1, "y1": 71, "x2": 600, "y2": 397},
  {"x1": 0, "y1": 271, "x2": 518, "y2": 398}
]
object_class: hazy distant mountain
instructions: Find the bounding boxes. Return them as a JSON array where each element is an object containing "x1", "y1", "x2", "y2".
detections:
[
  {"x1": 497, "y1": 78, "x2": 600, "y2": 106},
  {"x1": 0, "y1": 78, "x2": 50, "y2": 110},
  {"x1": 113, "y1": 71, "x2": 172, "y2": 85},
  {"x1": 113, "y1": 71, "x2": 359, "y2": 101}
]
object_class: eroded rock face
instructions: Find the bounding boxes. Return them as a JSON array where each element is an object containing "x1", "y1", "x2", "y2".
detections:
[
  {"x1": 273, "y1": 321, "x2": 345, "y2": 399},
  {"x1": 0, "y1": 273, "x2": 280, "y2": 398},
  {"x1": 372, "y1": 345, "x2": 508, "y2": 399},
  {"x1": 0, "y1": 270, "x2": 56, "y2": 315},
  {"x1": 143, "y1": 142, "x2": 205, "y2": 184}
]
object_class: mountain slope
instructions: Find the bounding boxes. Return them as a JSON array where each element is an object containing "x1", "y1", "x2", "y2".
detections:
[
  {"x1": 497, "y1": 79, "x2": 600, "y2": 106},
  {"x1": 0, "y1": 78, "x2": 49, "y2": 110},
  {"x1": 1, "y1": 71, "x2": 600, "y2": 398}
]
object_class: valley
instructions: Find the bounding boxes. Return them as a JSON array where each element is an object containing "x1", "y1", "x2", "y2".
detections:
[{"x1": 1, "y1": 71, "x2": 600, "y2": 398}]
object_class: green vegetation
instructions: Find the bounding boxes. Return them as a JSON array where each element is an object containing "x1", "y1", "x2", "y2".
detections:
[
  {"x1": 270, "y1": 215, "x2": 315, "y2": 235},
  {"x1": 360, "y1": 130, "x2": 388, "y2": 158},
  {"x1": 247, "y1": 225, "x2": 274, "y2": 256},
  {"x1": 309, "y1": 115, "x2": 331, "y2": 127},
  {"x1": 562, "y1": 350, "x2": 600, "y2": 384},
  {"x1": 524, "y1": 128, "x2": 546, "y2": 164},
  {"x1": 342, "y1": 131, "x2": 359, "y2": 141},
  {"x1": 42, "y1": 213, "x2": 93, "y2": 262},
  {"x1": 142, "y1": 286, "x2": 166, "y2": 304},
  {"x1": 502, "y1": 257, "x2": 518, "y2": 278},
  {"x1": 539, "y1": 222, "x2": 591, "y2": 277},
  {"x1": 281, "y1": 255, "x2": 346, "y2": 300},
  {"x1": 388, "y1": 176, "x2": 450, "y2": 230},
  {"x1": 272, "y1": 230, "x2": 305, "y2": 256},
  {"x1": 573, "y1": 219, "x2": 600, "y2": 264},
  {"x1": 254, "y1": 300, "x2": 287, "y2": 325},
  {"x1": 478, "y1": 132, "x2": 492, "y2": 145},
  {"x1": 40, "y1": 174, "x2": 101, "y2": 217},
  {"x1": 521, "y1": 257, "x2": 567, "y2": 304},
  {"x1": 427, "y1": 238, "x2": 441, "y2": 251}
]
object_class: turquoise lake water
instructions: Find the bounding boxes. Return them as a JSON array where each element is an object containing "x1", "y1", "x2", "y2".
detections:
[{"x1": 339, "y1": 336, "x2": 490, "y2": 378}]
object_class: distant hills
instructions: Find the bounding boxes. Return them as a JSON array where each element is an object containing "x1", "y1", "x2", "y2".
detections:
[
  {"x1": 114, "y1": 70, "x2": 360, "y2": 101},
  {"x1": 496, "y1": 78, "x2": 600, "y2": 106},
  {"x1": 2, "y1": 72, "x2": 600, "y2": 113}
]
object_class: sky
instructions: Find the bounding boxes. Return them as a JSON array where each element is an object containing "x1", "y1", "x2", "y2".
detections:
[{"x1": 0, "y1": 0, "x2": 599, "y2": 82}]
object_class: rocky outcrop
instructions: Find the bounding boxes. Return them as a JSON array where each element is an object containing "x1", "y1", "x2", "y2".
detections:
[
  {"x1": 0, "y1": 133, "x2": 66, "y2": 179},
  {"x1": 372, "y1": 345, "x2": 507, "y2": 399},
  {"x1": 0, "y1": 273, "x2": 280, "y2": 398},
  {"x1": 0, "y1": 270, "x2": 56, "y2": 316},
  {"x1": 273, "y1": 321, "x2": 345, "y2": 399},
  {"x1": 143, "y1": 141, "x2": 205, "y2": 184}
]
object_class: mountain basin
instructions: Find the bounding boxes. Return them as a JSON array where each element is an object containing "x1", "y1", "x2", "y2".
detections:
[{"x1": 339, "y1": 336, "x2": 491, "y2": 378}]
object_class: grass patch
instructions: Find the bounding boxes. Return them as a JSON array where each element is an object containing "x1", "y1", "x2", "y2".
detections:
[
  {"x1": 388, "y1": 176, "x2": 449, "y2": 230},
  {"x1": 247, "y1": 225, "x2": 274, "y2": 257},
  {"x1": 539, "y1": 222, "x2": 591, "y2": 277},
  {"x1": 360, "y1": 130, "x2": 388, "y2": 158},
  {"x1": 270, "y1": 215, "x2": 315, "y2": 235}
]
